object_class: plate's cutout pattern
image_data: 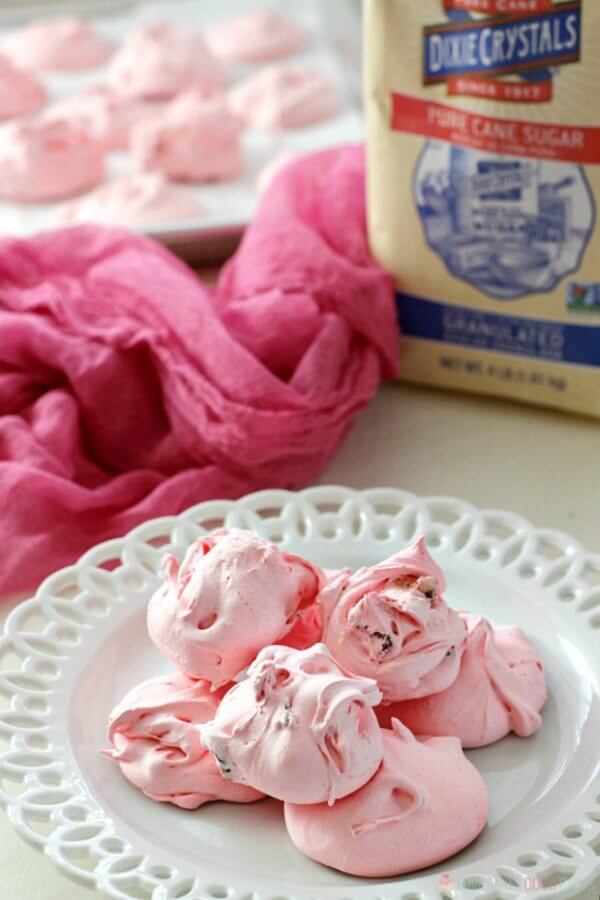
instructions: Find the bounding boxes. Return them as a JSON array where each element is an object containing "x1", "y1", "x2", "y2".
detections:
[{"x1": 0, "y1": 487, "x2": 598, "y2": 900}]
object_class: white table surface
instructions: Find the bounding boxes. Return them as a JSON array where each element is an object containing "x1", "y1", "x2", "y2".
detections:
[{"x1": 1, "y1": 381, "x2": 599, "y2": 898}]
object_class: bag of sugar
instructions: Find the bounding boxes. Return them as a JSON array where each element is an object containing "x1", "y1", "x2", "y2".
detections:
[{"x1": 365, "y1": 0, "x2": 599, "y2": 417}]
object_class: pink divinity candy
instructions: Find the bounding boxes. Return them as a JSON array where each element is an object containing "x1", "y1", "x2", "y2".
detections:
[
  {"x1": 320, "y1": 537, "x2": 468, "y2": 702},
  {"x1": 44, "y1": 88, "x2": 148, "y2": 152},
  {"x1": 199, "y1": 643, "x2": 384, "y2": 805},
  {"x1": 105, "y1": 673, "x2": 263, "y2": 808},
  {"x1": 147, "y1": 529, "x2": 324, "y2": 688},
  {"x1": 131, "y1": 92, "x2": 243, "y2": 183},
  {"x1": 2, "y1": 17, "x2": 111, "y2": 72},
  {"x1": 0, "y1": 117, "x2": 104, "y2": 202},
  {"x1": 284, "y1": 718, "x2": 488, "y2": 877},
  {"x1": 108, "y1": 23, "x2": 224, "y2": 101},
  {"x1": 377, "y1": 613, "x2": 547, "y2": 747},
  {"x1": 0, "y1": 54, "x2": 46, "y2": 119},
  {"x1": 229, "y1": 64, "x2": 338, "y2": 130},
  {"x1": 205, "y1": 10, "x2": 306, "y2": 64},
  {"x1": 59, "y1": 172, "x2": 203, "y2": 228}
]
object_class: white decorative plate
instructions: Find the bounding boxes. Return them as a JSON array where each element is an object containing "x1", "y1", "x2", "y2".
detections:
[{"x1": 0, "y1": 486, "x2": 598, "y2": 900}]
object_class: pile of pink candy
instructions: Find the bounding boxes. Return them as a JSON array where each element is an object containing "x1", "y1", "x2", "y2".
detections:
[
  {"x1": 105, "y1": 529, "x2": 547, "y2": 877},
  {"x1": 0, "y1": 10, "x2": 338, "y2": 222}
]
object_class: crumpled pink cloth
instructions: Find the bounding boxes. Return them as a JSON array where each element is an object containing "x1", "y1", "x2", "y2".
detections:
[{"x1": 0, "y1": 146, "x2": 397, "y2": 597}]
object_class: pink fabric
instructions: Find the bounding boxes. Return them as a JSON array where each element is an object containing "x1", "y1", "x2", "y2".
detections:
[{"x1": 0, "y1": 145, "x2": 398, "y2": 597}]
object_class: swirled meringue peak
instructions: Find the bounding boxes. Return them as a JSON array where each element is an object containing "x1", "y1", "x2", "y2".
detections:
[
  {"x1": 105, "y1": 673, "x2": 263, "y2": 808},
  {"x1": 3, "y1": 17, "x2": 111, "y2": 72},
  {"x1": 377, "y1": 613, "x2": 547, "y2": 747},
  {"x1": 284, "y1": 719, "x2": 488, "y2": 877},
  {"x1": 0, "y1": 117, "x2": 105, "y2": 202},
  {"x1": 321, "y1": 537, "x2": 467, "y2": 702},
  {"x1": 0, "y1": 54, "x2": 46, "y2": 120},
  {"x1": 130, "y1": 92, "x2": 243, "y2": 183},
  {"x1": 147, "y1": 529, "x2": 324, "y2": 688},
  {"x1": 229, "y1": 64, "x2": 338, "y2": 130},
  {"x1": 205, "y1": 10, "x2": 307, "y2": 64},
  {"x1": 199, "y1": 643, "x2": 383, "y2": 805},
  {"x1": 108, "y1": 23, "x2": 225, "y2": 100}
]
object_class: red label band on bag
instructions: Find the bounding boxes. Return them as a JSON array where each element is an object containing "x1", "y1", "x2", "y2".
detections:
[
  {"x1": 443, "y1": 0, "x2": 552, "y2": 12},
  {"x1": 447, "y1": 76, "x2": 553, "y2": 103},
  {"x1": 390, "y1": 92, "x2": 600, "y2": 164}
]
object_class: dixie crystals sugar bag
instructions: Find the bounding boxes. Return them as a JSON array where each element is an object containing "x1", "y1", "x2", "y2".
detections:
[{"x1": 365, "y1": 0, "x2": 600, "y2": 417}]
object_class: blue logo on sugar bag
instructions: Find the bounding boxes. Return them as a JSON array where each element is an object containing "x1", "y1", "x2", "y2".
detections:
[
  {"x1": 413, "y1": 143, "x2": 595, "y2": 300},
  {"x1": 423, "y1": 1, "x2": 581, "y2": 85}
]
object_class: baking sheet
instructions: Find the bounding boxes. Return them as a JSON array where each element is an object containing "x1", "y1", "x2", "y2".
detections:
[{"x1": 0, "y1": 0, "x2": 363, "y2": 250}]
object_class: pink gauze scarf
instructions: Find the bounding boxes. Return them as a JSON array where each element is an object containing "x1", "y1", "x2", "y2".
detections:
[{"x1": 0, "y1": 145, "x2": 398, "y2": 597}]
